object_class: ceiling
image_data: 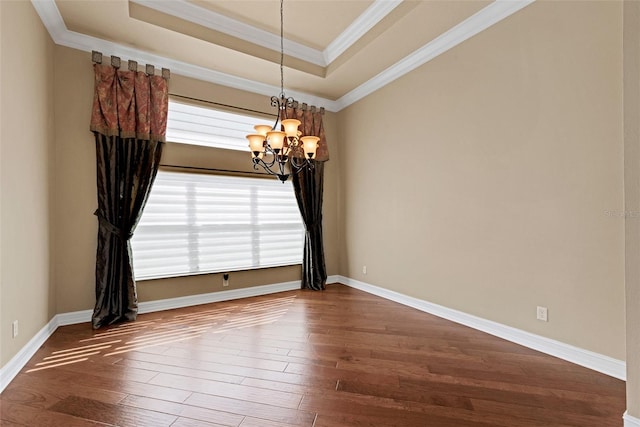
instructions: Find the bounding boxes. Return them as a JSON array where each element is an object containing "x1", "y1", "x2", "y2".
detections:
[{"x1": 34, "y1": 0, "x2": 534, "y2": 111}]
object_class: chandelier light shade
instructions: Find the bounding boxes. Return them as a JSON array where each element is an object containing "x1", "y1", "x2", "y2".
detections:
[{"x1": 246, "y1": 0, "x2": 319, "y2": 183}]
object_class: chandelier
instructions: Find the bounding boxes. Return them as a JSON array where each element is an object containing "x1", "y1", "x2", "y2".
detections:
[{"x1": 246, "y1": 0, "x2": 319, "y2": 183}]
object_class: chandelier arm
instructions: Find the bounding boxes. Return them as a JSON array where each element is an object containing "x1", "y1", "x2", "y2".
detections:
[
  {"x1": 253, "y1": 144, "x2": 295, "y2": 173},
  {"x1": 290, "y1": 155, "x2": 313, "y2": 172},
  {"x1": 271, "y1": 96, "x2": 280, "y2": 124},
  {"x1": 253, "y1": 157, "x2": 271, "y2": 171},
  {"x1": 278, "y1": 157, "x2": 288, "y2": 176},
  {"x1": 257, "y1": 149, "x2": 277, "y2": 168},
  {"x1": 253, "y1": 156, "x2": 281, "y2": 176},
  {"x1": 260, "y1": 151, "x2": 291, "y2": 182},
  {"x1": 284, "y1": 97, "x2": 295, "y2": 110},
  {"x1": 270, "y1": 96, "x2": 281, "y2": 109}
]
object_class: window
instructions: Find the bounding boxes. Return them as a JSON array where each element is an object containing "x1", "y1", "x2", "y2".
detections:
[
  {"x1": 166, "y1": 100, "x2": 273, "y2": 151},
  {"x1": 131, "y1": 170, "x2": 304, "y2": 280}
]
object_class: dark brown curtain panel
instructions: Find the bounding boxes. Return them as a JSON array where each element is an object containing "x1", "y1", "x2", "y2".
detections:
[
  {"x1": 293, "y1": 160, "x2": 327, "y2": 290},
  {"x1": 285, "y1": 107, "x2": 329, "y2": 290},
  {"x1": 89, "y1": 63, "x2": 168, "y2": 329}
]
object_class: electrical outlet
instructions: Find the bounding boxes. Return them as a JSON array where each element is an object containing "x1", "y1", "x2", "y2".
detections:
[
  {"x1": 12, "y1": 320, "x2": 18, "y2": 338},
  {"x1": 362, "y1": 265, "x2": 367, "y2": 275},
  {"x1": 536, "y1": 306, "x2": 548, "y2": 322}
]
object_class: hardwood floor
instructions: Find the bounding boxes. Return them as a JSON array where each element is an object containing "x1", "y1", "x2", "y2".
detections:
[{"x1": 0, "y1": 284, "x2": 626, "y2": 426}]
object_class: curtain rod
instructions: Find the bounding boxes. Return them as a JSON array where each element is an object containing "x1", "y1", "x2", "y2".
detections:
[
  {"x1": 169, "y1": 93, "x2": 325, "y2": 116},
  {"x1": 91, "y1": 50, "x2": 170, "y2": 79},
  {"x1": 160, "y1": 164, "x2": 275, "y2": 179}
]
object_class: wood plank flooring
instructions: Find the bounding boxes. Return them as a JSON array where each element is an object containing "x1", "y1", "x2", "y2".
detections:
[{"x1": 0, "y1": 284, "x2": 626, "y2": 426}]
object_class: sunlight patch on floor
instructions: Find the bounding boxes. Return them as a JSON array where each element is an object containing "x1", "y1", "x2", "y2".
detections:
[{"x1": 25, "y1": 295, "x2": 297, "y2": 371}]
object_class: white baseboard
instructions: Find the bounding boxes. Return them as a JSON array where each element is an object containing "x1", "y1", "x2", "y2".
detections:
[
  {"x1": 337, "y1": 275, "x2": 626, "y2": 381},
  {"x1": 56, "y1": 280, "x2": 303, "y2": 325},
  {"x1": 625, "y1": 412, "x2": 640, "y2": 427},
  {"x1": 0, "y1": 280, "x2": 301, "y2": 393},
  {"x1": 56, "y1": 308, "x2": 92, "y2": 326},
  {"x1": 0, "y1": 316, "x2": 58, "y2": 392},
  {"x1": 326, "y1": 275, "x2": 341, "y2": 285}
]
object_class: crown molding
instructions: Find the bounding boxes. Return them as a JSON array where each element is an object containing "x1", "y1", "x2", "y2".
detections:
[
  {"x1": 29, "y1": 0, "x2": 340, "y2": 111},
  {"x1": 131, "y1": 0, "x2": 325, "y2": 67},
  {"x1": 323, "y1": 0, "x2": 403, "y2": 65},
  {"x1": 31, "y1": 0, "x2": 535, "y2": 112},
  {"x1": 334, "y1": 0, "x2": 536, "y2": 110}
]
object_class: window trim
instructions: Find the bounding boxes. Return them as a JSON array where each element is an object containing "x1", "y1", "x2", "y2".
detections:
[{"x1": 135, "y1": 262, "x2": 302, "y2": 282}]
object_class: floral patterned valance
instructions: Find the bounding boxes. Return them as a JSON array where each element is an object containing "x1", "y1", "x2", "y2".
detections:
[{"x1": 90, "y1": 64, "x2": 168, "y2": 142}]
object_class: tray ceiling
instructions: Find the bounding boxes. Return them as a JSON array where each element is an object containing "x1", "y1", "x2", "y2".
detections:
[{"x1": 34, "y1": 0, "x2": 534, "y2": 111}]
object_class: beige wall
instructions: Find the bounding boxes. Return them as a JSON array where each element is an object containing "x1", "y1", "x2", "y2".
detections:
[
  {"x1": 338, "y1": 1, "x2": 625, "y2": 359},
  {"x1": 53, "y1": 46, "x2": 340, "y2": 313},
  {"x1": 624, "y1": 0, "x2": 640, "y2": 418},
  {"x1": 0, "y1": 1, "x2": 55, "y2": 366}
]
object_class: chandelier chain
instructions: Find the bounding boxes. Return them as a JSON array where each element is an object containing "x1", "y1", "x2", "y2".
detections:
[{"x1": 279, "y1": 0, "x2": 285, "y2": 99}]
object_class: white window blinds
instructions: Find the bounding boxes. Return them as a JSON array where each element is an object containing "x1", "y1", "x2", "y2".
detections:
[
  {"x1": 166, "y1": 101, "x2": 272, "y2": 151},
  {"x1": 131, "y1": 170, "x2": 304, "y2": 280}
]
